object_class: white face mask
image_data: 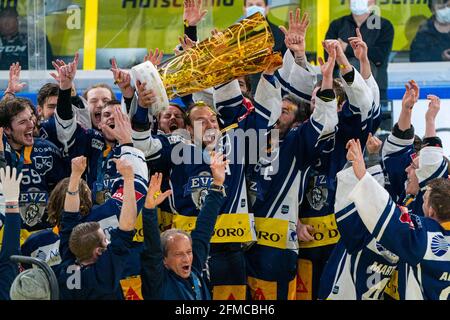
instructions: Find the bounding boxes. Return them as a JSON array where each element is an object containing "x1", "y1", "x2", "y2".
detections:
[
  {"x1": 350, "y1": 0, "x2": 370, "y2": 16},
  {"x1": 246, "y1": 5, "x2": 266, "y2": 18},
  {"x1": 436, "y1": 6, "x2": 450, "y2": 24}
]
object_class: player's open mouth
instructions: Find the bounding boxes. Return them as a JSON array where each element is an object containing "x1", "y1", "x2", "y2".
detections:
[
  {"x1": 182, "y1": 265, "x2": 190, "y2": 272},
  {"x1": 24, "y1": 131, "x2": 33, "y2": 139},
  {"x1": 170, "y1": 124, "x2": 178, "y2": 131},
  {"x1": 95, "y1": 112, "x2": 101, "y2": 122}
]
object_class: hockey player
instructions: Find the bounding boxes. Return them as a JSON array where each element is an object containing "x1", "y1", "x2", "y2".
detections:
[
  {"x1": 346, "y1": 138, "x2": 450, "y2": 300},
  {"x1": 57, "y1": 154, "x2": 146, "y2": 300},
  {"x1": 0, "y1": 98, "x2": 68, "y2": 238},
  {"x1": 318, "y1": 136, "x2": 399, "y2": 300},
  {"x1": 132, "y1": 63, "x2": 282, "y2": 299},
  {"x1": 40, "y1": 60, "x2": 137, "y2": 205},
  {"x1": 245, "y1": 11, "x2": 339, "y2": 300},
  {"x1": 296, "y1": 30, "x2": 377, "y2": 300}
]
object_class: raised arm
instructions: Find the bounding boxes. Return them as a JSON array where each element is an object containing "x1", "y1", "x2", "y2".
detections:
[
  {"x1": 114, "y1": 158, "x2": 138, "y2": 232},
  {"x1": 64, "y1": 156, "x2": 87, "y2": 213},
  {"x1": 0, "y1": 166, "x2": 22, "y2": 299},
  {"x1": 2, "y1": 63, "x2": 26, "y2": 102},
  {"x1": 425, "y1": 95, "x2": 440, "y2": 139}
]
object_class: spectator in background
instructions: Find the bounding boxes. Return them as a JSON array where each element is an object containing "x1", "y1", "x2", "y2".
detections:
[
  {"x1": 410, "y1": 0, "x2": 450, "y2": 62},
  {"x1": 0, "y1": 7, "x2": 54, "y2": 70},
  {"x1": 325, "y1": 0, "x2": 394, "y2": 102}
]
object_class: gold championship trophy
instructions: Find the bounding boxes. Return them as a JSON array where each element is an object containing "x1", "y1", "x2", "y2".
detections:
[{"x1": 131, "y1": 12, "x2": 282, "y2": 113}]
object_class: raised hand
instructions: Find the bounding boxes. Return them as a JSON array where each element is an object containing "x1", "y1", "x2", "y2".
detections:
[
  {"x1": 6, "y1": 62, "x2": 26, "y2": 94},
  {"x1": 346, "y1": 139, "x2": 366, "y2": 180},
  {"x1": 143, "y1": 48, "x2": 164, "y2": 66},
  {"x1": 101, "y1": 105, "x2": 133, "y2": 145},
  {"x1": 144, "y1": 172, "x2": 172, "y2": 209},
  {"x1": 348, "y1": 28, "x2": 368, "y2": 62},
  {"x1": 71, "y1": 156, "x2": 87, "y2": 178},
  {"x1": 209, "y1": 151, "x2": 229, "y2": 186},
  {"x1": 136, "y1": 80, "x2": 157, "y2": 108},
  {"x1": 319, "y1": 41, "x2": 337, "y2": 89},
  {"x1": 52, "y1": 52, "x2": 79, "y2": 90},
  {"x1": 402, "y1": 80, "x2": 420, "y2": 111},
  {"x1": 0, "y1": 166, "x2": 23, "y2": 203},
  {"x1": 183, "y1": 0, "x2": 207, "y2": 27},
  {"x1": 366, "y1": 133, "x2": 382, "y2": 155},
  {"x1": 425, "y1": 94, "x2": 441, "y2": 122},
  {"x1": 111, "y1": 58, "x2": 134, "y2": 99},
  {"x1": 279, "y1": 9, "x2": 310, "y2": 57},
  {"x1": 112, "y1": 158, "x2": 134, "y2": 181}
]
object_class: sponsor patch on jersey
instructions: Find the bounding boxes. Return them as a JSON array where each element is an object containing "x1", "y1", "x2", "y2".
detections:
[
  {"x1": 281, "y1": 205, "x2": 289, "y2": 214},
  {"x1": 111, "y1": 187, "x2": 144, "y2": 203},
  {"x1": 431, "y1": 234, "x2": 449, "y2": 257},
  {"x1": 91, "y1": 138, "x2": 104, "y2": 151},
  {"x1": 398, "y1": 206, "x2": 415, "y2": 230},
  {"x1": 34, "y1": 156, "x2": 53, "y2": 175}
]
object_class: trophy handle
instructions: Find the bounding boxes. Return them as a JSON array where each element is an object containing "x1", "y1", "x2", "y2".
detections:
[{"x1": 131, "y1": 61, "x2": 169, "y2": 115}]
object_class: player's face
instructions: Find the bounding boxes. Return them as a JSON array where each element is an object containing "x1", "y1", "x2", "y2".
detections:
[
  {"x1": 158, "y1": 106, "x2": 185, "y2": 134},
  {"x1": 100, "y1": 105, "x2": 117, "y2": 142},
  {"x1": 422, "y1": 188, "x2": 433, "y2": 218},
  {"x1": 5, "y1": 108, "x2": 35, "y2": 148},
  {"x1": 163, "y1": 234, "x2": 193, "y2": 279},
  {"x1": 244, "y1": 0, "x2": 268, "y2": 15},
  {"x1": 275, "y1": 100, "x2": 299, "y2": 137},
  {"x1": 87, "y1": 87, "x2": 112, "y2": 130},
  {"x1": 238, "y1": 77, "x2": 249, "y2": 96},
  {"x1": 188, "y1": 106, "x2": 220, "y2": 148},
  {"x1": 405, "y1": 157, "x2": 420, "y2": 195},
  {"x1": 38, "y1": 95, "x2": 57, "y2": 120},
  {"x1": 93, "y1": 228, "x2": 110, "y2": 261}
]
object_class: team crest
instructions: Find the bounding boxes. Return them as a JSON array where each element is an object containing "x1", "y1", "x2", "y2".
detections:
[
  {"x1": 185, "y1": 172, "x2": 214, "y2": 210},
  {"x1": 19, "y1": 190, "x2": 48, "y2": 227},
  {"x1": 34, "y1": 156, "x2": 53, "y2": 175},
  {"x1": 306, "y1": 175, "x2": 328, "y2": 211}
]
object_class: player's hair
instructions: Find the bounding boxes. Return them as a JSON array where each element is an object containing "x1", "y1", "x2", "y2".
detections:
[
  {"x1": 314, "y1": 79, "x2": 347, "y2": 109},
  {"x1": 69, "y1": 222, "x2": 103, "y2": 262},
  {"x1": 427, "y1": 178, "x2": 450, "y2": 221},
  {"x1": 82, "y1": 83, "x2": 116, "y2": 101},
  {"x1": 47, "y1": 178, "x2": 92, "y2": 227},
  {"x1": 282, "y1": 94, "x2": 312, "y2": 124},
  {"x1": 37, "y1": 83, "x2": 59, "y2": 108},
  {"x1": 160, "y1": 229, "x2": 192, "y2": 257},
  {"x1": 0, "y1": 98, "x2": 32, "y2": 128},
  {"x1": 104, "y1": 99, "x2": 122, "y2": 108},
  {"x1": 184, "y1": 101, "x2": 217, "y2": 127}
]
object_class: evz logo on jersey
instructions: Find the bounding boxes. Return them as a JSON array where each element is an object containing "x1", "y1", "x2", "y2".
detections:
[
  {"x1": 185, "y1": 172, "x2": 213, "y2": 210},
  {"x1": 34, "y1": 156, "x2": 53, "y2": 175}
]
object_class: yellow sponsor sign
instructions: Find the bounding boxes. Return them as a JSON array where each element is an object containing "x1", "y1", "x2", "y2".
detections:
[
  {"x1": 172, "y1": 213, "x2": 255, "y2": 243},
  {"x1": 132, "y1": 211, "x2": 144, "y2": 243},
  {"x1": 287, "y1": 277, "x2": 297, "y2": 300},
  {"x1": 248, "y1": 276, "x2": 277, "y2": 300},
  {"x1": 212, "y1": 285, "x2": 247, "y2": 300},
  {"x1": 0, "y1": 227, "x2": 39, "y2": 249},
  {"x1": 298, "y1": 213, "x2": 340, "y2": 249},
  {"x1": 254, "y1": 217, "x2": 289, "y2": 250}
]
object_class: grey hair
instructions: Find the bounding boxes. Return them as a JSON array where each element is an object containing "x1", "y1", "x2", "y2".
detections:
[{"x1": 160, "y1": 228, "x2": 192, "y2": 257}]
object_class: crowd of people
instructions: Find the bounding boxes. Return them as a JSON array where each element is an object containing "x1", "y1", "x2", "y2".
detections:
[{"x1": 0, "y1": 0, "x2": 449, "y2": 301}]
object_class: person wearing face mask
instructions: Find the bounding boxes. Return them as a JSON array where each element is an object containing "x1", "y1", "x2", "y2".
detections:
[
  {"x1": 410, "y1": 0, "x2": 450, "y2": 62},
  {"x1": 325, "y1": 0, "x2": 394, "y2": 103}
]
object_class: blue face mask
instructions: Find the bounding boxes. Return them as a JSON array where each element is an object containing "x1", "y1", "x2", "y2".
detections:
[
  {"x1": 350, "y1": 0, "x2": 370, "y2": 16},
  {"x1": 246, "y1": 5, "x2": 266, "y2": 18},
  {"x1": 436, "y1": 6, "x2": 450, "y2": 24}
]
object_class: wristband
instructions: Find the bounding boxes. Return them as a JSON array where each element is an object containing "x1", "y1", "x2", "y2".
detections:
[
  {"x1": 66, "y1": 189, "x2": 79, "y2": 196},
  {"x1": 5, "y1": 203, "x2": 19, "y2": 209}
]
